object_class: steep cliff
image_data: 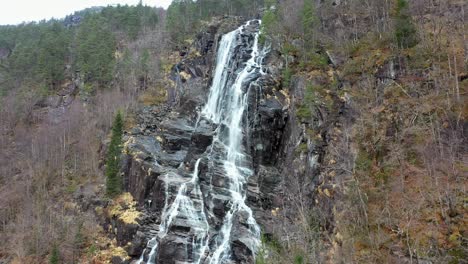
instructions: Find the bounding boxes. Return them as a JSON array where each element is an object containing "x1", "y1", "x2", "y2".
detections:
[
  {"x1": 109, "y1": 17, "x2": 289, "y2": 264},
  {"x1": 106, "y1": 11, "x2": 350, "y2": 262}
]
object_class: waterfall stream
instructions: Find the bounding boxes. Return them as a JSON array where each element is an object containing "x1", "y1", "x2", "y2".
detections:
[{"x1": 139, "y1": 20, "x2": 266, "y2": 264}]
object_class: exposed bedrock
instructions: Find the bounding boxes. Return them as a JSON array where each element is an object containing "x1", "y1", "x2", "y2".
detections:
[{"x1": 114, "y1": 17, "x2": 299, "y2": 263}]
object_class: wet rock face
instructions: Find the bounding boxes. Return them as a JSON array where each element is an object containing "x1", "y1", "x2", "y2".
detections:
[
  {"x1": 118, "y1": 18, "x2": 289, "y2": 263},
  {"x1": 247, "y1": 85, "x2": 288, "y2": 166}
]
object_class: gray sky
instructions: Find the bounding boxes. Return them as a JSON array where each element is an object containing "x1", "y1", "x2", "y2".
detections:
[{"x1": 0, "y1": 0, "x2": 173, "y2": 25}]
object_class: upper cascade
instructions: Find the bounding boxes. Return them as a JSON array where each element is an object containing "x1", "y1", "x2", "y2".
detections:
[{"x1": 137, "y1": 19, "x2": 268, "y2": 264}]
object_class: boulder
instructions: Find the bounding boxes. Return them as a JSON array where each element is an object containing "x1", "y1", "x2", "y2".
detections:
[{"x1": 125, "y1": 231, "x2": 146, "y2": 257}]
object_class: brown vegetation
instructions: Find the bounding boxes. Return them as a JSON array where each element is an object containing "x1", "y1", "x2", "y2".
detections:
[{"x1": 259, "y1": 0, "x2": 467, "y2": 263}]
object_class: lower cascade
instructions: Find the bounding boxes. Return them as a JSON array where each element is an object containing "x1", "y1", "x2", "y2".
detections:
[{"x1": 137, "y1": 20, "x2": 268, "y2": 264}]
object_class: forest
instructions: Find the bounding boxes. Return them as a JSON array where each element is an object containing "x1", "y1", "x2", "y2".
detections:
[{"x1": 0, "y1": 0, "x2": 466, "y2": 263}]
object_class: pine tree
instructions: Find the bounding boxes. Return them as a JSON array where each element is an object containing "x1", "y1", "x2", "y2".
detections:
[
  {"x1": 37, "y1": 21, "x2": 70, "y2": 89},
  {"x1": 49, "y1": 245, "x2": 59, "y2": 264},
  {"x1": 394, "y1": 0, "x2": 418, "y2": 48},
  {"x1": 126, "y1": 7, "x2": 141, "y2": 40},
  {"x1": 139, "y1": 49, "x2": 150, "y2": 88},
  {"x1": 106, "y1": 111, "x2": 124, "y2": 197},
  {"x1": 259, "y1": 0, "x2": 277, "y2": 44},
  {"x1": 76, "y1": 15, "x2": 116, "y2": 87},
  {"x1": 301, "y1": 0, "x2": 317, "y2": 49}
]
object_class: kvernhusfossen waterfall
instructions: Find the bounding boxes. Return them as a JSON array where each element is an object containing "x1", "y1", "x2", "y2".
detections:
[{"x1": 138, "y1": 20, "x2": 267, "y2": 264}]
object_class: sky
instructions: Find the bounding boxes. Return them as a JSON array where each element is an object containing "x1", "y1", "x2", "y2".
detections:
[{"x1": 0, "y1": 0, "x2": 173, "y2": 25}]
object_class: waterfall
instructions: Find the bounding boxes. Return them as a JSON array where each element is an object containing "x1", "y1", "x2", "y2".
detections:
[
  {"x1": 202, "y1": 20, "x2": 263, "y2": 263},
  {"x1": 139, "y1": 19, "x2": 266, "y2": 264}
]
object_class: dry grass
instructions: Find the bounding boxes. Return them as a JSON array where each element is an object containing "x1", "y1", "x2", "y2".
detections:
[
  {"x1": 108, "y1": 192, "x2": 141, "y2": 225},
  {"x1": 138, "y1": 85, "x2": 167, "y2": 106}
]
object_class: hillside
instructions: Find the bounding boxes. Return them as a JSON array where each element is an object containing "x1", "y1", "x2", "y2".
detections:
[
  {"x1": 0, "y1": 0, "x2": 466, "y2": 263},
  {"x1": 0, "y1": 3, "x2": 167, "y2": 263}
]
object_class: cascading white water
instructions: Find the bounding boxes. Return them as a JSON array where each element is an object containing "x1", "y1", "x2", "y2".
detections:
[
  {"x1": 138, "y1": 159, "x2": 208, "y2": 264},
  {"x1": 202, "y1": 29, "x2": 237, "y2": 124},
  {"x1": 139, "y1": 20, "x2": 266, "y2": 264},
  {"x1": 202, "y1": 20, "x2": 263, "y2": 263}
]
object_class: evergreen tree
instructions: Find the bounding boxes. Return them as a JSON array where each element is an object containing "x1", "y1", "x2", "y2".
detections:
[
  {"x1": 166, "y1": 0, "x2": 198, "y2": 44},
  {"x1": 37, "y1": 21, "x2": 70, "y2": 89},
  {"x1": 126, "y1": 7, "x2": 141, "y2": 40},
  {"x1": 394, "y1": 0, "x2": 418, "y2": 48},
  {"x1": 49, "y1": 245, "x2": 59, "y2": 264},
  {"x1": 76, "y1": 15, "x2": 116, "y2": 88},
  {"x1": 140, "y1": 49, "x2": 150, "y2": 74},
  {"x1": 259, "y1": 0, "x2": 277, "y2": 43},
  {"x1": 166, "y1": 0, "x2": 264, "y2": 44},
  {"x1": 105, "y1": 111, "x2": 124, "y2": 197},
  {"x1": 139, "y1": 49, "x2": 150, "y2": 88},
  {"x1": 301, "y1": 0, "x2": 317, "y2": 49}
]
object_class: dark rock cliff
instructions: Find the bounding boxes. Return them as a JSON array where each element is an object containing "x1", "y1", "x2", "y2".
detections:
[{"x1": 108, "y1": 16, "x2": 344, "y2": 264}]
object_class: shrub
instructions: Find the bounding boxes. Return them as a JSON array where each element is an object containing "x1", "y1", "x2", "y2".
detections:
[
  {"x1": 299, "y1": 51, "x2": 328, "y2": 70},
  {"x1": 295, "y1": 142, "x2": 309, "y2": 155},
  {"x1": 255, "y1": 233, "x2": 282, "y2": 264},
  {"x1": 49, "y1": 245, "x2": 59, "y2": 264},
  {"x1": 355, "y1": 151, "x2": 372, "y2": 172},
  {"x1": 296, "y1": 104, "x2": 312, "y2": 121},
  {"x1": 294, "y1": 254, "x2": 304, "y2": 264},
  {"x1": 374, "y1": 166, "x2": 393, "y2": 184}
]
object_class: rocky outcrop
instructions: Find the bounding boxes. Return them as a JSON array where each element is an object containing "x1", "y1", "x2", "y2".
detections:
[
  {"x1": 114, "y1": 17, "x2": 294, "y2": 263},
  {"x1": 112, "y1": 16, "x2": 341, "y2": 264},
  {"x1": 116, "y1": 17, "x2": 250, "y2": 262}
]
